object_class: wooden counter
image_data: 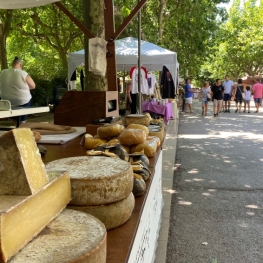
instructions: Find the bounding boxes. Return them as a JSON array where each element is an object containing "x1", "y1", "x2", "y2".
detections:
[{"x1": 41, "y1": 136, "x2": 163, "y2": 263}]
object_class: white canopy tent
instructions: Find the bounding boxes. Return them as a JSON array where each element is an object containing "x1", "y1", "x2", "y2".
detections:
[
  {"x1": 68, "y1": 37, "x2": 179, "y2": 86},
  {"x1": 0, "y1": 0, "x2": 60, "y2": 9}
]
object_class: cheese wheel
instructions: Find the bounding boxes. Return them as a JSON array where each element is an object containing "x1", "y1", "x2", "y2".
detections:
[
  {"x1": 148, "y1": 126, "x2": 165, "y2": 142},
  {"x1": 97, "y1": 124, "x2": 124, "y2": 139},
  {"x1": 147, "y1": 135, "x2": 161, "y2": 147},
  {"x1": 124, "y1": 114, "x2": 151, "y2": 127},
  {"x1": 46, "y1": 156, "x2": 133, "y2": 206},
  {"x1": 68, "y1": 192, "x2": 135, "y2": 230},
  {"x1": 133, "y1": 174, "x2": 146, "y2": 197},
  {"x1": 119, "y1": 129, "x2": 146, "y2": 146},
  {"x1": 131, "y1": 137, "x2": 158, "y2": 157},
  {"x1": 127, "y1": 124, "x2": 149, "y2": 136},
  {"x1": 129, "y1": 153, "x2": 150, "y2": 166},
  {"x1": 95, "y1": 144, "x2": 129, "y2": 161},
  {"x1": 9, "y1": 209, "x2": 107, "y2": 263},
  {"x1": 85, "y1": 136, "x2": 108, "y2": 150}
]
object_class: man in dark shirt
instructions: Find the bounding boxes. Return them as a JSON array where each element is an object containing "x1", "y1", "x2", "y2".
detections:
[{"x1": 211, "y1": 79, "x2": 225, "y2": 117}]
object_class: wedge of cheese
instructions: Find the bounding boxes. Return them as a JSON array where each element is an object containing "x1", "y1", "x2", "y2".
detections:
[
  {"x1": 9, "y1": 209, "x2": 107, "y2": 263},
  {"x1": 0, "y1": 171, "x2": 71, "y2": 262},
  {"x1": 68, "y1": 192, "x2": 135, "y2": 230},
  {"x1": 0, "y1": 128, "x2": 48, "y2": 195},
  {"x1": 46, "y1": 156, "x2": 133, "y2": 206}
]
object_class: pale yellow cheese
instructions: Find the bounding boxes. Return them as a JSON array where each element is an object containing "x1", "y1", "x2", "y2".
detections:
[
  {"x1": 124, "y1": 114, "x2": 151, "y2": 127},
  {"x1": 8, "y1": 209, "x2": 107, "y2": 263},
  {"x1": 46, "y1": 156, "x2": 133, "y2": 206},
  {"x1": 0, "y1": 171, "x2": 71, "y2": 262},
  {"x1": 0, "y1": 128, "x2": 48, "y2": 195},
  {"x1": 68, "y1": 192, "x2": 135, "y2": 230}
]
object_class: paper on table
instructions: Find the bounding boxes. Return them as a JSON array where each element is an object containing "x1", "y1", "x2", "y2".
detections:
[{"x1": 38, "y1": 127, "x2": 86, "y2": 144}]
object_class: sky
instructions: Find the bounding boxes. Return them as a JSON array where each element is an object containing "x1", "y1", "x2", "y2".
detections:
[{"x1": 218, "y1": 0, "x2": 260, "y2": 11}]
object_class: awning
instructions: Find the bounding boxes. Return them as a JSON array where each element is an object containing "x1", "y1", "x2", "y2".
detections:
[{"x1": 0, "y1": 0, "x2": 60, "y2": 9}]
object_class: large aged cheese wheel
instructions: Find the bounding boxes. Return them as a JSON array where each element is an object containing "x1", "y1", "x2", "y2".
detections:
[
  {"x1": 124, "y1": 113, "x2": 151, "y2": 127},
  {"x1": 46, "y1": 156, "x2": 133, "y2": 206},
  {"x1": 68, "y1": 192, "x2": 135, "y2": 230},
  {"x1": 118, "y1": 129, "x2": 146, "y2": 146},
  {"x1": 0, "y1": 128, "x2": 48, "y2": 195},
  {"x1": 9, "y1": 209, "x2": 107, "y2": 263},
  {"x1": 0, "y1": 171, "x2": 71, "y2": 263},
  {"x1": 97, "y1": 123, "x2": 124, "y2": 139}
]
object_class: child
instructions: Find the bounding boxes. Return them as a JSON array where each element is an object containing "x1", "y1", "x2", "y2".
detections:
[{"x1": 244, "y1": 86, "x2": 251, "y2": 113}]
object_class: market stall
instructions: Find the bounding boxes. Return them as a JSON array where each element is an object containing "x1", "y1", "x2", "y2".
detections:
[{"x1": 68, "y1": 37, "x2": 179, "y2": 89}]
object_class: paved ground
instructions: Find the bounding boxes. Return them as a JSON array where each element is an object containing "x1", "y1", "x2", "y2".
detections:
[{"x1": 166, "y1": 100, "x2": 263, "y2": 263}]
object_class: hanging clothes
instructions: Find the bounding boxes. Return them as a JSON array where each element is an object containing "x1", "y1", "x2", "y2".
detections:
[
  {"x1": 89, "y1": 37, "x2": 108, "y2": 76},
  {"x1": 161, "y1": 66, "x2": 175, "y2": 98},
  {"x1": 130, "y1": 67, "x2": 148, "y2": 94},
  {"x1": 146, "y1": 72, "x2": 157, "y2": 95},
  {"x1": 80, "y1": 69, "x2": 85, "y2": 91}
]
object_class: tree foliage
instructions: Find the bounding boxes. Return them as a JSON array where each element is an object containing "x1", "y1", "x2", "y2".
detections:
[{"x1": 202, "y1": 0, "x2": 263, "y2": 81}]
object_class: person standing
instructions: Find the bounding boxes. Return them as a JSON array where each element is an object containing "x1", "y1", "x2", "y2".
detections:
[
  {"x1": 199, "y1": 81, "x2": 211, "y2": 116},
  {"x1": 244, "y1": 86, "x2": 251, "y2": 113},
  {"x1": 234, "y1": 79, "x2": 244, "y2": 113},
  {"x1": 211, "y1": 79, "x2": 224, "y2": 117},
  {"x1": 184, "y1": 78, "x2": 195, "y2": 113},
  {"x1": 222, "y1": 75, "x2": 234, "y2": 113},
  {"x1": 0, "y1": 56, "x2": 35, "y2": 123},
  {"x1": 252, "y1": 79, "x2": 263, "y2": 113},
  {"x1": 126, "y1": 81, "x2": 137, "y2": 114}
]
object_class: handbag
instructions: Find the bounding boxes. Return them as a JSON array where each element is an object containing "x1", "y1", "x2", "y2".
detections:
[{"x1": 238, "y1": 86, "x2": 246, "y2": 100}]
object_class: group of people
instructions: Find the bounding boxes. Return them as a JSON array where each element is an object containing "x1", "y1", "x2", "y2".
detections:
[
  {"x1": 0, "y1": 56, "x2": 36, "y2": 122},
  {"x1": 183, "y1": 75, "x2": 263, "y2": 117}
]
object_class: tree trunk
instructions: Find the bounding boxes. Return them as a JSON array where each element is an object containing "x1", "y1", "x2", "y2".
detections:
[
  {"x1": 82, "y1": 0, "x2": 108, "y2": 91},
  {"x1": 158, "y1": 0, "x2": 167, "y2": 42},
  {"x1": 0, "y1": 11, "x2": 13, "y2": 70}
]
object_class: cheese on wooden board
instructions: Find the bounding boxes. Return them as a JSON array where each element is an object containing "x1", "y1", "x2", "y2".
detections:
[
  {"x1": 8, "y1": 209, "x2": 107, "y2": 263},
  {"x1": 68, "y1": 192, "x2": 135, "y2": 230},
  {"x1": 126, "y1": 123, "x2": 149, "y2": 136},
  {"x1": 133, "y1": 173, "x2": 146, "y2": 197},
  {"x1": 0, "y1": 128, "x2": 48, "y2": 195},
  {"x1": 0, "y1": 171, "x2": 71, "y2": 262},
  {"x1": 46, "y1": 156, "x2": 133, "y2": 206}
]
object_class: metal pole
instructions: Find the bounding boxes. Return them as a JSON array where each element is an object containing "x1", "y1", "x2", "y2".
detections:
[{"x1": 137, "y1": 0, "x2": 142, "y2": 114}]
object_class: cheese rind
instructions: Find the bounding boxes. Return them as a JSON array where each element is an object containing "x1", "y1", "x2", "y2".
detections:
[
  {"x1": 0, "y1": 171, "x2": 71, "y2": 262},
  {"x1": 0, "y1": 128, "x2": 48, "y2": 195},
  {"x1": 68, "y1": 192, "x2": 135, "y2": 230},
  {"x1": 8, "y1": 209, "x2": 107, "y2": 263},
  {"x1": 46, "y1": 156, "x2": 133, "y2": 205}
]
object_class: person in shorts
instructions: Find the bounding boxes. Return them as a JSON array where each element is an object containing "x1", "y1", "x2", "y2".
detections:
[
  {"x1": 244, "y1": 86, "x2": 251, "y2": 113},
  {"x1": 211, "y1": 79, "x2": 224, "y2": 117},
  {"x1": 184, "y1": 78, "x2": 194, "y2": 113},
  {"x1": 199, "y1": 81, "x2": 211, "y2": 116},
  {"x1": 252, "y1": 79, "x2": 263, "y2": 113},
  {"x1": 222, "y1": 75, "x2": 234, "y2": 113}
]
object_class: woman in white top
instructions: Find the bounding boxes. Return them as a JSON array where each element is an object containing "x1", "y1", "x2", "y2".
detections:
[
  {"x1": 199, "y1": 81, "x2": 211, "y2": 116},
  {"x1": 0, "y1": 57, "x2": 35, "y2": 122}
]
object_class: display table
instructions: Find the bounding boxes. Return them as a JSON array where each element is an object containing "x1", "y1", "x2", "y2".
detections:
[
  {"x1": 41, "y1": 136, "x2": 163, "y2": 263},
  {"x1": 142, "y1": 101, "x2": 174, "y2": 124},
  {"x1": 0, "y1": 106, "x2": 50, "y2": 127}
]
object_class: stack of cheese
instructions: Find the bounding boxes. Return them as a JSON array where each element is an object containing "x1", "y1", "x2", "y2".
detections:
[
  {"x1": 46, "y1": 156, "x2": 135, "y2": 231},
  {"x1": 0, "y1": 128, "x2": 107, "y2": 263}
]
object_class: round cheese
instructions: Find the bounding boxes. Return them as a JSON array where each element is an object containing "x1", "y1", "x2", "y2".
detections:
[
  {"x1": 9, "y1": 209, "x2": 106, "y2": 263},
  {"x1": 97, "y1": 124, "x2": 124, "y2": 139},
  {"x1": 124, "y1": 113, "x2": 151, "y2": 127},
  {"x1": 127, "y1": 123, "x2": 149, "y2": 136},
  {"x1": 68, "y1": 192, "x2": 135, "y2": 230},
  {"x1": 119, "y1": 129, "x2": 146, "y2": 146},
  {"x1": 46, "y1": 156, "x2": 133, "y2": 206}
]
